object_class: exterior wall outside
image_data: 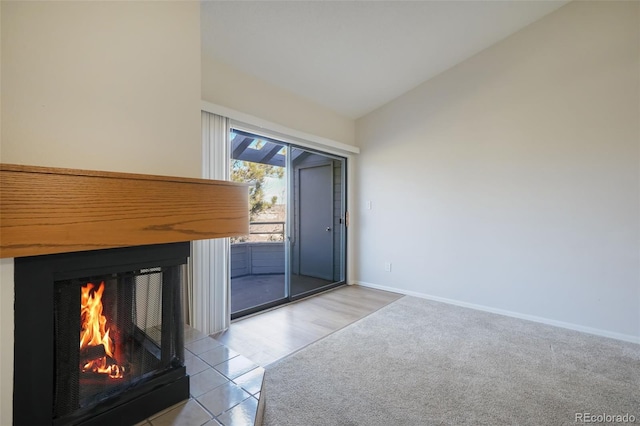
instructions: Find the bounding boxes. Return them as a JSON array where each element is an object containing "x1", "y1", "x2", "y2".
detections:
[{"x1": 355, "y1": 1, "x2": 640, "y2": 341}]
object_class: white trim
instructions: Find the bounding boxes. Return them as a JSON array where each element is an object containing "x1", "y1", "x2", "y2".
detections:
[
  {"x1": 201, "y1": 100, "x2": 359, "y2": 156},
  {"x1": 354, "y1": 281, "x2": 640, "y2": 345}
]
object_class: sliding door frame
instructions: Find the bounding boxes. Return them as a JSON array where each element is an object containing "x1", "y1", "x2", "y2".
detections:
[
  {"x1": 288, "y1": 145, "x2": 347, "y2": 302},
  {"x1": 229, "y1": 124, "x2": 348, "y2": 317},
  {"x1": 199, "y1": 101, "x2": 359, "y2": 327}
]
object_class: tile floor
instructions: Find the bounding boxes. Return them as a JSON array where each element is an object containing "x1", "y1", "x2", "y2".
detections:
[
  {"x1": 136, "y1": 286, "x2": 399, "y2": 425},
  {"x1": 136, "y1": 327, "x2": 264, "y2": 426}
]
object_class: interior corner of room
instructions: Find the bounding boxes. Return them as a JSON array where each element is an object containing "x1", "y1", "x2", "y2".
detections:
[{"x1": 1, "y1": 0, "x2": 639, "y2": 425}]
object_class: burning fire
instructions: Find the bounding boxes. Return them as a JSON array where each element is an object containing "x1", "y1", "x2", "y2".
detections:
[{"x1": 80, "y1": 282, "x2": 124, "y2": 379}]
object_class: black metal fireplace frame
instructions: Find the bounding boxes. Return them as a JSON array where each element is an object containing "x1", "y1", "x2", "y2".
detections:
[{"x1": 13, "y1": 242, "x2": 191, "y2": 426}]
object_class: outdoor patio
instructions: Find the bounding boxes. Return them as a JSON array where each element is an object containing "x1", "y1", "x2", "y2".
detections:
[{"x1": 231, "y1": 273, "x2": 334, "y2": 314}]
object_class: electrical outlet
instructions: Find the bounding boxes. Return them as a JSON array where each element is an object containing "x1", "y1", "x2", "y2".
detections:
[{"x1": 384, "y1": 262, "x2": 392, "y2": 272}]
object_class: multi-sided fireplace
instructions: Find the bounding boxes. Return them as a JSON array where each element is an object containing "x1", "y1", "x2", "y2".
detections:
[
  {"x1": 14, "y1": 242, "x2": 191, "y2": 426},
  {"x1": 1, "y1": 163, "x2": 249, "y2": 426}
]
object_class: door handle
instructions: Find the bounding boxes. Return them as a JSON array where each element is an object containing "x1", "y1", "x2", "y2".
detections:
[{"x1": 326, "y1": 227, "x2": 331, "y2": 232}]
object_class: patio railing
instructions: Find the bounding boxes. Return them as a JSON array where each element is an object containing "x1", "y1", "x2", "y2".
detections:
[
  {"x1": 231, "y1": 241, "x2": 284, "y2": 278},
  {"x1": 248, "y1": 221, "x2": 285, "y2": 240}
]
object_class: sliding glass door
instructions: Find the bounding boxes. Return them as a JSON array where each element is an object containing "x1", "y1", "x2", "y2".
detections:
[
  {"x1": 229, "y1": 129, "x2": 346, "y2": 318},
  {"x1": 230, "y1": 130, "x2": 288, "y2": 317},
  {"x1": 289, "y1": 147, "x2": 345, "y2": 299}
]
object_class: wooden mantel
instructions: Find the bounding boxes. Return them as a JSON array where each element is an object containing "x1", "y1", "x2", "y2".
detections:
[{"x1": 0, "y1": 164, "x2": 249, "y2": 258}]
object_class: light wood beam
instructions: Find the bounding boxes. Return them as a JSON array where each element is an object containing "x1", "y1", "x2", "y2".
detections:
[{"x1": 0, "y1": 164, "x2": 249, "y2": 258}]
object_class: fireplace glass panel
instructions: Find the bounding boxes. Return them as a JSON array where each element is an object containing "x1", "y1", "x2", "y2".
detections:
[
  {"x1": 53, "y1": 266, "x2": 183, "y2": 420},
  {"x1": 14, "y1": 243, "x2": 190, "y2": 426}
]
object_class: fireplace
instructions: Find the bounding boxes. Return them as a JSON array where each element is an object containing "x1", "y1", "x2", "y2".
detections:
[
  {"x1": 1, "y1": 164, "x2": 249, "y2": 425},
  {"x1": 13, "y1": 242, "x2": 191, "y2": 426}
]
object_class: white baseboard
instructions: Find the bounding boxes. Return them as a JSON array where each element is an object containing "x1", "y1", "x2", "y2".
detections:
[{"x1": 354, "y1": 281, "x2": 640, "y2": 345}]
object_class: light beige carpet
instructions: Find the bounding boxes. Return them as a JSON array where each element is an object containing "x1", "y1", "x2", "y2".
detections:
[{"x1": 264, "y1": 296, "x2": 639, "y2": 425}]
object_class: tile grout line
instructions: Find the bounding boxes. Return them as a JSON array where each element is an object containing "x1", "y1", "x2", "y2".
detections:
[{"x1": 147, "y1": 333, "x2": 263, "y2": 425}]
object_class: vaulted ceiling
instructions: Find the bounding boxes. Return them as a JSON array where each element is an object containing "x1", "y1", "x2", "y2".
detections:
[{"x1": 201, "y1": 1, "x2": 569, "y2": 119}]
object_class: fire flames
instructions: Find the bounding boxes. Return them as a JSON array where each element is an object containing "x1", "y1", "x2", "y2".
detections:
[{"x1": 80, "y1": 282, "x2": 124, "y2": 379}]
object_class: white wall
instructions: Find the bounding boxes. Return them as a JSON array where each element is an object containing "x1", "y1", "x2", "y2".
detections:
[
  {"x1": 202, "y1": 55, "x2": 355, "y2": 146},
  {"x1": 355, "y1": 1, "x2": 640, "y2": 342},
  {"x1": 0, "y1": 2, "x2": 201, "y2": 422},
  {"x1": 2, "y1": 1, "x2": 201, "y2": 178}
]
